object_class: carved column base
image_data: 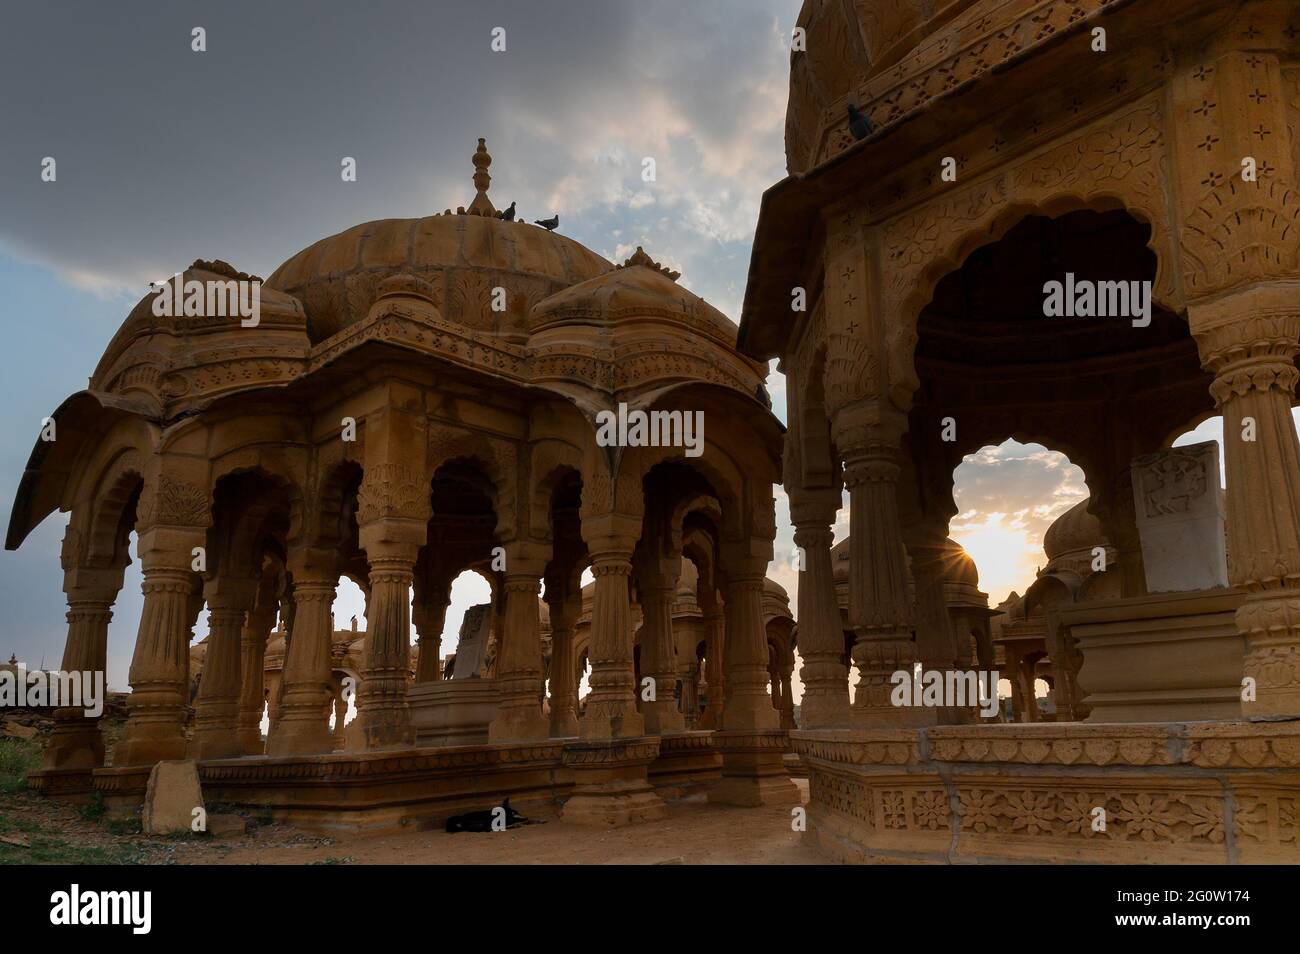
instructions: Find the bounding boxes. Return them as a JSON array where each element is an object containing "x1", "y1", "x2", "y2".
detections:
[
  {"x1": 347, "y1": 690, "x2": 416, "y2": 750},
  {"x1": 116, "y1": 680, "x2": 191, "y2": 766},
  {"x1": 799, "y1": 656, "x2": 854, "y2": 729},
  {"x1": 560, "y1": 738, "x2": 667, "y2": 826},
  {"x1": 488, "y1": 694, "x2": 550, "y2": 742},
  {"x1": 41, "y1": 712, "x2": 104, "y2": 772},
  {"x1": 708, "y1": 729, "x2": 799, "y2": 807},
  {"x1": 579, "y1": 697, "x2": 645, "y2": 741},
  {"x1": 237, "y1": 725, "x2": 265, "y2": 756},
  {"x1": 641, "y1": 698, "x2": 686, "y2": 736},
  {"x1": 265, "y1": 713, "x2": 336, "y2": 756},
  {"x1": 550, "y1": 708, "x2": 580, "y2": 739},
  {"x1": 191, "y1": 705, "x2": 244, "y2": 760},
  {"x1": 1239, "y1": 589, "x2": 1300, "y2": 719}
]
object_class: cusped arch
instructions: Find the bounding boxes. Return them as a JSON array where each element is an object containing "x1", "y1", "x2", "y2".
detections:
[
  {"x1": 528, "y1": 438, "x2": 585, "y2": 540},
  {"x1": 883, "y1": 105, "x2": 1181, "y2": 410},
  {"x1": 428, "y1": 426, "x2": 517, "y2": 541}
]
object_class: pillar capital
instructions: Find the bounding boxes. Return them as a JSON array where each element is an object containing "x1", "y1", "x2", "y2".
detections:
[
  {"x1": 832, "y1": 399, "x2": 908, "y2": 468},
  {"x1": 788, "y1": 486, "x2": 840, "y2": 534},
  {"x1": 581, "y1": 512, "x2": 641, "y2": 559},
  {"x1": 285, "y1": 544, "x2": 340, "y2": 583},
  {"x1": 1189, "y1": 281, "x2": 1300, "y2": 405}
]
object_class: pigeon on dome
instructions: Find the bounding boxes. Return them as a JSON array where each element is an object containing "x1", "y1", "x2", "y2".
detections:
[{"x1": 535, "y1": 214, "x2": 559, "y2": 231}]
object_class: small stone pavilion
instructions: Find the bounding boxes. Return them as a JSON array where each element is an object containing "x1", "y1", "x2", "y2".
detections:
[
  {"x1": 8, "y1": 140, "x2": 793, "y2": 825},
  {"x1": 740, "y1": 0, "x2": 1300, "y2": 861}
]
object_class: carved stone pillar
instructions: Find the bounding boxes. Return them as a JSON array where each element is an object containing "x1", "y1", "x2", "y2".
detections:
[
  {"x1": 1191, "y1": 283, "x2": 1300, "y2": 718},
  {"x1": 634, "y1": 556, "x2": 685, "y2": 735},
  {"x1": 267, "y1": 548, "x2": 338, "y2": 756},
  {"x1": 236, "y1": 595, "x2": 277, "y2": 754},
  {"x1": 698, "y1": 600, "x2": 725, "y2": 730},
  {"x1": 350, "y1": 542, "x2": 418, "y2": 749},
  {"x1": 547, "y1": 580, "x2": 582, "y2": 738},
  {"x1": 840, "y1": 405, "x2": 923, "y2": 726},
  {"x1": 718, "y1": 553, "x2": 778, "y2": 732},
  {"x1": 710, "y1": 543, "x2": 797, "y2": 807},
  {"x1": 41, "y1": 563, "x2": 122, "y2": 776},
  {"x1": 489, "y1": 545, "x2": 549, "y2": 742},
  {"x1": 779, "y1": 661, "x2": 796, "y2": 730},
  {"x1": 414, "y1": 579, "x2": 449, "y2": 683},
  {"x1": 680, "y1": 657, "x2": 701, "y2": 728},
  {"x1": 115, "y1": 526, "x2": 205, "y2": 767},
  {"x1": 192, "y1": 576, "x2": 256, "y2": 759},
  {"x1": 791, "y1": 491, "x2": 851, "y2": 727},
  {"x1": 579, "y1": 533, "x2": 644, "y2": 741}
]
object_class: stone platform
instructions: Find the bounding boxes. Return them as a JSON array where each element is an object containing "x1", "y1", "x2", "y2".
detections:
[
  {"x1": 794, "y1": 721, "x2": 1300, "y2": 864},
  {"x1": 82, "y1": 734, "x2": 736, "y2": 832}
]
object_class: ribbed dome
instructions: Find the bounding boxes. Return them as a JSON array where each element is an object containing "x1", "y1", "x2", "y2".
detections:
[
  {"x1": 940, "y1": 537, "x2": 979, "y2": 586},
  {"x1": 1043, "y1": 498, "x2": 1107, "y2": 560},
  {"x1": 266, "y1": 213, "x2": 612, "y2": 343},
  {"x1": 529, "y1": 249, "x2": 738, "y2": 347}
]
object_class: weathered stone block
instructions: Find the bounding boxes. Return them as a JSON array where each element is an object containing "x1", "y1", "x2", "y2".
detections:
[
  {"x1": 1131, "y1": 442, "x2": 1228, "y2": 593},
  {"x1": 141, "y1": 759, "x2": 204, "y2": 836}
]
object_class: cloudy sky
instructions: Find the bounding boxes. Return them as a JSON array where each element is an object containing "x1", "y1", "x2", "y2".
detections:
[{"x1": 0, "y1": 2, "x2": 1264, "y2": 697}]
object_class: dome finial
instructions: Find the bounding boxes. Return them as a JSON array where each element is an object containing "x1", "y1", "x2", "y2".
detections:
[{"x1": 468, "y1": 137, "x2": 496, "y2": 216}]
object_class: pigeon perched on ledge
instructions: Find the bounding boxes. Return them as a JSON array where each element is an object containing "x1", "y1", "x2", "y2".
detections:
[
  {"x1": 499, "y1": 200, "x2": 516, "y2": 221},
  {"x1": 535, "y1": 214, "x2": 559, "y2": 231},
  {"x1": 847, "y1": 103, "x2": 874, "y2": 141}
]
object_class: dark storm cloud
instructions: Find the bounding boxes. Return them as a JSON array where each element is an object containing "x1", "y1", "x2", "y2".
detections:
[{"x1": 0, "y1": 0, "x2": 793, "y2": 313}]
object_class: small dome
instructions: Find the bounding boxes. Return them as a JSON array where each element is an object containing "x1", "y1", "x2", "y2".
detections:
[
  {"x1": 529, "y1": 249, "x2": 739, "y2": 348},
  {"x1": 941, "y1": 537, "x2": 979, "y2": 586},
  {"x1": 1043, "y1": 499, "x2": 1107, "y2": 561}
]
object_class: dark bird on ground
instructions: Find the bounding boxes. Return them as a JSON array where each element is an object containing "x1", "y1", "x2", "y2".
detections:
[
  {"x1": 444, "y1": 798, "x2": 534, "y2": 833},
  {"x1": 535, "y1": 214, "x2": 559, "y2": 231},
  {"x1": 847, "y1": 103, "x2": 874, "y2": 140},
  {"x1": 499, "y1": 201, "x2": 516, "y2": 221}
]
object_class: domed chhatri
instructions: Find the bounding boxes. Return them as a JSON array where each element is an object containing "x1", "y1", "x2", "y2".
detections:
[{"x1": 9, "y1": 138, "x2": 789, "y2": 820}]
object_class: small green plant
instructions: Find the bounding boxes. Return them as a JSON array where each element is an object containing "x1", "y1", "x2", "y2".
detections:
[
  {"x1": 77, "y1": 791, "x2": 107, "y2": 821},
  {"x1": 308, "y1": 856, "x2": 353, "y2": 865},
  {"x1": 104, "y1": 815, "x2": 142, "y2": 836},
  {"x1": 0, "y1": 738, "x2": 41, "y2": 795}
]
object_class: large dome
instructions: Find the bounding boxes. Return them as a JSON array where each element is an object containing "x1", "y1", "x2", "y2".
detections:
[{"x1": 267, "y1": 212, "x2": 612, "y2": 343}]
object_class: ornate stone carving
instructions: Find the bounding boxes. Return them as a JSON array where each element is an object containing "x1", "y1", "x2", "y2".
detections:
[
  {"x1": 138, "y1": 475, "x2": 210, "y2": 529},
  {"x1": 356, "y1": 463, "x2": 427, "y2": 524},
  {"x1": 1181, "y1": 178, "x2": 1300, "y2": 298}
]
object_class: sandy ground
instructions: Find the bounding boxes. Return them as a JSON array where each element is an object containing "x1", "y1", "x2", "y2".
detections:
[{"x1": 2, "y1": 779, "x2": 828, "y2": 865}]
